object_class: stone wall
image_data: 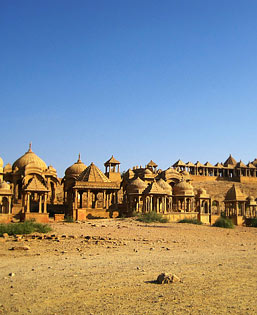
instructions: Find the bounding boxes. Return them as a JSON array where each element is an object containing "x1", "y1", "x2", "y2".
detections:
[{"x1": 191, "y1": 178, "x2": 257, "y2": 211}]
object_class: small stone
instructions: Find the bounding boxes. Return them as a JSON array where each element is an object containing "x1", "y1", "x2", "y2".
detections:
[
  {"x1": 9, "y1": 273, "x2": 15, "y2": 277},
  {"x1": 156, "y1": 273, "x2": 181, "y2": 284},
  {"x1": 3, "y1": 233, "x2": 9, "y2": 238}
]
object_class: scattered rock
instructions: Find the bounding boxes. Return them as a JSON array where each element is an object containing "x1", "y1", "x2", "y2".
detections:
[
  {"x1": 156, "y1": 273, "x2": 181, "y2": 284},
  {"x1": 3, "y1": 233, "x2": 9, "y2": 238},
  {"x1": 9, "y1": 246, "x2": 30, "y2": 251},
  {"x1": 9, "y1": 273, "x2": 15, "y2": 277}
]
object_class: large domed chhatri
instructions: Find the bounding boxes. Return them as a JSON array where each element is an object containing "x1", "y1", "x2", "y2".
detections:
[
  {"x1": 65, "y1": 154, "x2": 87, "y2": 178},
  {"x1": 173, "y1": 180, "x2": 194, "y2": 196},
  {"x1": 157, "y1": 178, "x2": 172, "y2": 195},
  {"x1": 12, "y1": 144, "x2": 47, "y2": 172},
  {"x1": 127, "y1": 177, "x2": 148, "y2": 193}
]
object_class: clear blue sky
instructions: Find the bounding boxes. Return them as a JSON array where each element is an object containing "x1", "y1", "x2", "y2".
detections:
[{"x1": 1, "y1": 0, "x2": 257, "y2": 177}]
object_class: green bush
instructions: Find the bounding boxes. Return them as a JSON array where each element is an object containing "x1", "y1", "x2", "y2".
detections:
[
  {"x1": 213, "y1": 217, "x2": 234, "y2": 229},
  {"x1": 136, "y1": 211, "x2": 168, "y2": 223},
  {"x1": 131, "y1": 211, "x2": 139, "y2": 217},
  {"x1": 178, "y1": 218, "x2": 202, "y2": 225},
  {"x1": 64, "y1": 216, "x2": 74, "y2": 223},
  {"x1": 0, "y1": 221, "x2": 52, "y2": 236},
  {"x1": 246, "y1": 218, "x2": 257, "y2": 227}
]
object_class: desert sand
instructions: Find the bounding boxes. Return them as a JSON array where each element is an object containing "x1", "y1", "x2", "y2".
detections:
[{"x1": 0, "y1": 219, "x2": 257, "y2": 314}]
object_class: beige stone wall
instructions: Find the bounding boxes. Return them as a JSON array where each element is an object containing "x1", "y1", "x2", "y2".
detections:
[
  {"x1": 164, "y1": 212, "x2": 198, "y2": 222},
  {"x1": 191, "y1": 179, "x2": 257, "y2": 211}
]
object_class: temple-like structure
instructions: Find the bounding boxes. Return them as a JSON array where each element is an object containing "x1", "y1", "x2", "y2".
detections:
[
  {"x1": 1, "y1": 147, "x2": 257, "y2": 225},
  {"x1": 0, "y1": 144, "x2": 59, "y2": 222}
]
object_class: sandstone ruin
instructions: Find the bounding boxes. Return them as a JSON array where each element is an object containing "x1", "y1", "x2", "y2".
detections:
[{"x1": 1, "y1": 145, "x2": 257, "y2": 225}]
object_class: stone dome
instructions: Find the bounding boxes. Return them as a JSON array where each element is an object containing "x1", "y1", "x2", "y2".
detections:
[
  {"x1": 4, "y1": 163, "x2": 12, "y2": 173},
  {"x1": 173, "y1": 180, "x2": 194, "y2": 196},
  {"x1": 128, "y1": 177, "x2": 148, "y2": 193},
  {"x1": 65, "y1": 155, "x2": 87, "y2": 178},
  {"x1": 12, "y1": 145, "x2": 47, "y2": 172},
  {"x1": 166, "y1": 167, "x2": 179, "y2": 174},
  {"x1": 125, "y1": 168, "x2": 135, "y2": 179},
  {"x1": 48, "y1": 165, "x2": 57, "y2": 172},
  {"x1": 157, "y1": 178, "x2": 172, "y2": 194},
  {"x1": 0, "y1": 157, "x2": 3, "y2": 168},
  {"x1": 0, "y1": 181, "x2": 11, "y2": 191}
]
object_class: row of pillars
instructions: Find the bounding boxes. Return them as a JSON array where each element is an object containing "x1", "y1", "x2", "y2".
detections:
[
  {"x1": 173, "y1": 197, "x2": 194, "y2": 212},
  {"x1": 13, "y1": 179, "x2": 56, "y2": 203},
  {"x1": 178, "y1": 166, "x2": 257, "y2": 178},
  {"x1": 24, "y1": 192, "x2": 47, "y2": 213},
  {"x1": 74, "y1": 189, "x2": 118, "y2": 209},
  {"x1": 105, "y1": 164, "x2": 120, "y2": 173},
  {"x1": 132, "y1": 195, "x2": 172, "y2": 213}
]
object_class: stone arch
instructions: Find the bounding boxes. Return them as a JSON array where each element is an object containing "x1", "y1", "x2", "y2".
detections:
[{"x1": 1, "y1": 197, "x2": 9, "y2": 214}]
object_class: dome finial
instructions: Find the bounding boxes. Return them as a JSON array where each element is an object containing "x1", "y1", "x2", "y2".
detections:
[
  {"x1": 78, "y1": 153, "x2": 81, "y2": 162},
  {"x1": 28, "y1": 142, "x2": 32, "y2": 152}
]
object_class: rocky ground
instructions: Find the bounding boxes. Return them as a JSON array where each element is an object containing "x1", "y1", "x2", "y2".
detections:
[{"x1": 0, "y1": 219, "x2": 257, "y2": 315}]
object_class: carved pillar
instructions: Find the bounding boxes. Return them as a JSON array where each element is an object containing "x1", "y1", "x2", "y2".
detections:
[
  {"x1": 80, "y1": 192, "x2": 83, "y2": 208},
  {"x1": 27, "y1": 193, "x2": 30, "y2": 213},
  {"x1": 43, "y1": 193, "x2": 47, "y2": 213},
  {"x1": 8, "y1": 196, "x2": 11, "y2": 214},
  {"x1": 74, "y1": 190, "x2": 78, "y2": 209},
  {"x1": 39, "y1": 194, "x2": 42, "y2": 213},
  {"x1": 14, "y1": 182, "x2": 19, "y2": 202}
]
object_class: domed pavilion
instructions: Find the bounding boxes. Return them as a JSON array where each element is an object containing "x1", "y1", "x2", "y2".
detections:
[{"x1": 2, "y1": 144, "x2": 59, "y2": 222}]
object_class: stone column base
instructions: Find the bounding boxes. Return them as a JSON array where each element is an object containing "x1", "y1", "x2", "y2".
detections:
[{"x1": 20, "y1": 212, "x2": 49, "y2": 223}]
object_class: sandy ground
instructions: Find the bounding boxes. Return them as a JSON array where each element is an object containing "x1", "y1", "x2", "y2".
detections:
[{"x1": 0, "y1": 219, "x2": 257, "y2": 315}]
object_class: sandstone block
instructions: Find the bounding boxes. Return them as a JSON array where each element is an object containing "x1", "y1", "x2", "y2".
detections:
[{"x1": 156, "y1": 273, "x2": 181, "y2": 284}]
